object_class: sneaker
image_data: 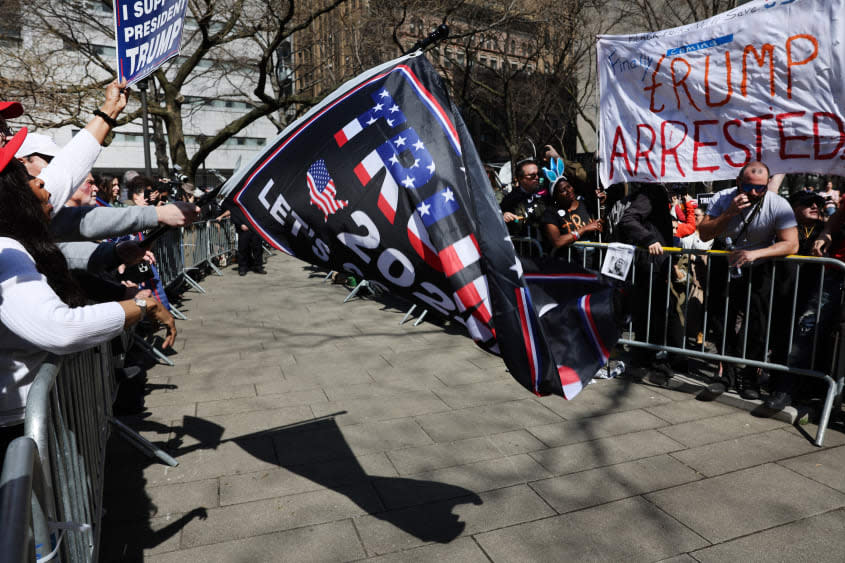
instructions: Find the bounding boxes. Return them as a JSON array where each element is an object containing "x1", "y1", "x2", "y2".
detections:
[
  {"x1": 239, "y1": 269, "x2": 248, "y2": 276},
  {"x1": 735, "y1": 367, "x2": 761, "y2": 400},
  {"x1": 251, "y1": 267, "x2": 267, "y2": 274}
]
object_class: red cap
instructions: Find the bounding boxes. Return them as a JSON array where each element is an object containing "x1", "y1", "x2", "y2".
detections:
[
  {"x1": 0, "y1": 101, "x2": 24, "y2": 119},
  {"x1": 0, "y1": 127, "x2": 28, "y2": 173}
]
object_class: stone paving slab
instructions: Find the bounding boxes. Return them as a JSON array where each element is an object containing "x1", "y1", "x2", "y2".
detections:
[
  {"x1": 475, "y1": 496, "x2": 709, "y2": 562},
  {"x1": 100, "y1": 254, "x2": 845, "y2": 561},
  {"x1": 691, "y1": 508, "x2": 845, "y2": 562},
  {"x1": 645, "y1": 463, "x2": 845, "y2": 543},
  {"x1": 146, "y1": 520, "x2": 365, "y2": 563},
  {"x1": 385, "y1": 430, "x2": 545, "y2": 475},
  {"x1": 671, "y1": 428, "x2": 819, "y2": 476},
  {"x1": 529, "y1": 454, "x2": 701, "y2": 513}
]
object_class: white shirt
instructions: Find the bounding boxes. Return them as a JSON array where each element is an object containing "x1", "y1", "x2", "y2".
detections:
[
  {"x1": 38, "y1": 129, "x2": 102, "y2": 216},
  {"x1": 0, "y1": 237, "x2": 124, "y2": 425}
]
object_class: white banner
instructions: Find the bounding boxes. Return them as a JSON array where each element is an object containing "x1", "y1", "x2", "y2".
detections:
[{"x1": 597, "y1": 0, "x2": 845, "y2": 186}]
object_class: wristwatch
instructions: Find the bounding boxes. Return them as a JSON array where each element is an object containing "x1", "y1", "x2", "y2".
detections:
[{"x1": 134, "y1": 297, "x2": 147, "y2": 319}]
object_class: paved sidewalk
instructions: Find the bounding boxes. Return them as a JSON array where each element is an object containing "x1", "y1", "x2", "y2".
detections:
[{"x1": 101, "y1": 254, "x2": 845, "y2": 562}]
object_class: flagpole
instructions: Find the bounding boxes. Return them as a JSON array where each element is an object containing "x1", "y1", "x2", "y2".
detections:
[
  {"x1": 404, "y1": 24, "x2": 450, "y2": 55},
  {"x1": 594, "y1": 36, "x2": 602, "y2": 242}
]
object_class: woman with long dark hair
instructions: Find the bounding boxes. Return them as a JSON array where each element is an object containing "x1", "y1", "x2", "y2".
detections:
[{"x1": 0, "y1": 128, "x2": 175, "y2": 445}]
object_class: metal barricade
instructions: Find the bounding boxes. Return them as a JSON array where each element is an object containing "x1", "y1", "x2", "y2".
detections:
[
  {"x1": 208, "y1": 218, "x2": 237, "y2": 264},
  {"x1": 154, "y1": 227, "x2": 184, "y2": 289},
  {"x1": 0, "y1": 347, "x2": 115, "y2": 562},
  {"x1": 561, "y1": 241, "x2": 845, "y2": 446}
]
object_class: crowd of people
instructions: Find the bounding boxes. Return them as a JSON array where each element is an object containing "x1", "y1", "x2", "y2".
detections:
[
  {"x1": 498, "y1": 146, "x2": 844, "y2": 413},
  {"x1": 0, "y1": 81, "x2": 213, "y2": 464}
]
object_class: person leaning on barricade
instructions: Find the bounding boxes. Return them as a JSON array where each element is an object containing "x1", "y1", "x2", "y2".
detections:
[
  {"x1": 0, "y1": 131, "x2": 177, "y2": 463},
  {"x1": 764, "y1": 190, "x2": 837, "y2": 410},
  {"x1": 618, "y1": 182, "x2": 685, "y2": 384},
  {"x1": 6, "y1": 95, "x2": 199, "y2": 242},
  {"x1": 500, "y1": 158, "x2": 549, "y2": 238},
  {"x1": 697, "y1": 161, "x2": 798, "y2": 400},
  {"x1": 539, "y1": 159, "x2": 602, "y2": 263}
]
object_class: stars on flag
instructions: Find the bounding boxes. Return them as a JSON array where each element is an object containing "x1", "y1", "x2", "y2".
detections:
[
  {"x1": 417, "y1": 201, "x2": 431, "y2": 216},
  {"x1": 442, "y1": 188, "x2": 455, "y2": 203},
  {"x1": 389, "y1": 104, "x2": 400, "y2": 113},
  {"x1": 372, "y1": 102, "x2": 384, "y2": 112},
  {"x1": 402, "y1": 175, "x2": 416, "y2": 188},
  {"x1": 378, "y1": 89, "x2": 389, "y2": 98},
  {"x1": 394, "y1": 135, "x2": 407, "y2": 147}
]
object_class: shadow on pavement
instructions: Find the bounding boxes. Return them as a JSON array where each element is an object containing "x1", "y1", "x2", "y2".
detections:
[
  {"x1": 102, "y1": 413, "x2": 481, "y2": 560},
  {"x1": 175, "y1": 413, "x2": 483, "y2": 543}
]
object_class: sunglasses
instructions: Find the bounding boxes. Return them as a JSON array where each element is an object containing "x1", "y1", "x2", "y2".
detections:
[
  {"x1": 521, "y1": 173, "x2": 539, "y2": 179},
  {"x1": 741, "y1": 183, "x2": 767, "y2": 193}
]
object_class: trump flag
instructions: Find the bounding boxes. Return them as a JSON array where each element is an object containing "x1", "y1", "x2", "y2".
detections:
[{"x1": 221, "y1": 52, "x2": 623, "y2": 399}]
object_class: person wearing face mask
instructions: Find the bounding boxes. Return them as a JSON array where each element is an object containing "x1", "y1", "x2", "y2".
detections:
[{"x1": 698, "y1": 161, "x2": 799, "y2": 400}]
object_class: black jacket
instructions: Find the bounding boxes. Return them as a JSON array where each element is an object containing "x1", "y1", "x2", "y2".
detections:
[{"x1": 618, "y1": 186, "x2": 673, "y2": 248}]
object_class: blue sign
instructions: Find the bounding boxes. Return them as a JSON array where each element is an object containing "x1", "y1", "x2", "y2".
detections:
[{"x1": 113, "y1": 0, "x2": 188, "y2": 84}]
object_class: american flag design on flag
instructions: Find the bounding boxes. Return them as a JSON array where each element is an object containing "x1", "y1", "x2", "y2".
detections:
[
  {"x1": 223, "y1": 53, "x2": 626, "y2": 405},
  {"x1": 307, "y1": 159, "x2": 347, "y2": 221}
]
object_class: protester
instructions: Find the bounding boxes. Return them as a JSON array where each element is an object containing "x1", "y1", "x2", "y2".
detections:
[
  {"x1": 698, "y1": 161, "x2": 798, "y2": 399},
  {"x1": 126, "y1": 177, "x2": 150, "y2": 206},
  {"x1": 65, "y1": 173, "x2": 98, "y2": 207},
  {"x1": 97, "y1": 174, "x2": 120, "y2": 205},
  {"x1": 819, "y1": 180, "x2": 839, "y2": 217},
  {"x1": 677, "y1": 206, "x2": 713, "y2": 345},
  {"x1": 500, "y1": 159, "x2": 548, "y2": 237},
  {"x1": 15, "y1": 133, "x2": 60, "y2": 176},
  {"x1": 618, "y1": 182, "x2": 684, "y2": 382},
  {"x1": 2, "y1": 80, "x2": 129, "y2": 215},
  {"x1": 541, "y1": 177, "x2": 602, "y2": 251},
  {"x1": 0, "y1": 134, "x2": 175, "y2": 450}
]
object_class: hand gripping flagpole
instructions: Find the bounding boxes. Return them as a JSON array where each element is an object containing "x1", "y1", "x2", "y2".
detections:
[{"x1": 404, "y1": 24, "x2": 450, "y2": 55}]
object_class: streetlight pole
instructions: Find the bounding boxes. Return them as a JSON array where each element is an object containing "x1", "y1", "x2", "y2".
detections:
[{"x1": 139, "y1": 79, "x2": 153, "y2": 178}]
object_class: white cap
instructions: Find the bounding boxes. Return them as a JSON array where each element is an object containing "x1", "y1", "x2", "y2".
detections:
[{"x1": 15, "y1": 133, "x2": 60, "y2": 159}]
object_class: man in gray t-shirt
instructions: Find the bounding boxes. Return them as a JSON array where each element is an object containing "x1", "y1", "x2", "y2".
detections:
[{"x1": 698, "y1": 161, "x2": 799, "y2": 400}]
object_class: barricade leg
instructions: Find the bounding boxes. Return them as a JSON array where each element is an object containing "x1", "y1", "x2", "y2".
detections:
[
  {"x1": 323, "y1": 270, "x2": 336, "y2": 282},
  {"x1": 413, "y1": 309, "x2": 429, "y2": 326},
  {"x1": 169, "y1": 305, "x2": 188, "y2": 321},
  {"x1": 183, "y1": 273, "x2": 207, "y2": 294},
  {"x1": 207, "y1": 261, "x2": 223, "y2": 277},
  {"x1": 0, "y1": 437, "x2": 38, "y2": 563},
  {"x1": 109, "y1": 417, "x2": 178, "y2": 467},
  {"x1": 344, "y1": 279, "x2": 374, "y2": 303},
  {"x1": 400, "y1": 304, "x2": 417, "y2": 325},
  {"x1": 134, "y1": 339, "x2": 175, "y2": 367}
]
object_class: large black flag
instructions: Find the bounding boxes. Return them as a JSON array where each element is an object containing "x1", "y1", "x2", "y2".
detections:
[{"x1": 221, "y1": 53, "x2": 622, "y2": 399}]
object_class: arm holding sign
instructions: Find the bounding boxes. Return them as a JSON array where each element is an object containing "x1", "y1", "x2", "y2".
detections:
[
  {"x1": 41, "y1": 80, "x2": 130, "y2": 213},
  {"x1": 87, "y1": 79, "x2": 129, "y2": 143}
]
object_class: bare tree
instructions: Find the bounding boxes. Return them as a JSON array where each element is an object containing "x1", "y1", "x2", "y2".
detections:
[
  {"x1": 349, "y1": 0, "x2": 615, "y2": 163},
  {"x1": 0, "y1": 0, "x2": 350, "y2": 177}
]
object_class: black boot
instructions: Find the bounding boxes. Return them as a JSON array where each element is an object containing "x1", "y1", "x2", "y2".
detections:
[
  {"x1": 706, "y1": 363, "x2": 735, "y2": 394},
  {"x1": 735, "y1": 367, "x2": 761, "y2": 400}
]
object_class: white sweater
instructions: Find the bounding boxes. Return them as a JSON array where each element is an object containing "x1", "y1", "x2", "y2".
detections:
[{"x1": 0, "y1": 237, "x2": 124, "y2": 426}]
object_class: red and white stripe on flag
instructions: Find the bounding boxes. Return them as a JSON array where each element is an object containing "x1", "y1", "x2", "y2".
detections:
[
  {"x1": 454, "y1": 276, "x2": 492, "y2": 324},
  {"x1": 557, "y1": 365, "x2": 583, "y2": 399},
  {"x1": 334, "y1": 119, "x2": 363, "y2": 147},
  {"x1": 407, "y1": 212, "x2": 442, "y2": 271},
  {"x1": 438, "y1": 234, "x2": 480, "y2": 277}
]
